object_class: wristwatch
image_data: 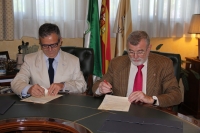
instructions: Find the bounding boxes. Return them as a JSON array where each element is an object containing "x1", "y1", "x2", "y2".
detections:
[{"x1": 152, "y1": 96, "x2": 157, "y2": 105}]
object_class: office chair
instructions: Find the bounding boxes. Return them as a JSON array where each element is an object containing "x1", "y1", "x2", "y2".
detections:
[
  {"x1": 150, "y1": 51, "x2": 181, "y2": 82},
  {"x1": 61, "y1": 46, "x2": 94, "y2": 95}
]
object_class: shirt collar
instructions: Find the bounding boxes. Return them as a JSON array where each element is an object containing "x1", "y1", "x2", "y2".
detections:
[{"x1": 44, "y1": 50, "x2": 60, "y2": 62}]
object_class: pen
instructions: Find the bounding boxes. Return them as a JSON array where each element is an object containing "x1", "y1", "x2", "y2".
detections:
[
  {"x1": 41, "y1": 86, "x2": 48, "y2": 96},
  {"x1": 103, "y1": 80, "x2": 113, "y2": 94},
  {"x1": 104, "y1": 80, "x2": 108, "y2": 85}
]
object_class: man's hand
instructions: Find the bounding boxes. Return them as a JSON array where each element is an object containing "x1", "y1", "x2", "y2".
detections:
[
  {"x1": 48, "y1": 83, "x2": 64, "y2": 96},
  {"x1": 28, "y1": 84, "x2": 45, "y2": 97},
  {"x1": 99, "y1": 80, "x2": 112, "y2": 94},
  {"x1": 128, "y1": 91, "x2": 154, "y2": 104}
]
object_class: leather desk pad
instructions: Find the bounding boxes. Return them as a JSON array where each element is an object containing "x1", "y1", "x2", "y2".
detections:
[
  {"x1": 0, "y1": 99, "x2": 15, "y2": 115},
  {"x1": 98, "y1": 114, "x2": 183, "y2": 133}
]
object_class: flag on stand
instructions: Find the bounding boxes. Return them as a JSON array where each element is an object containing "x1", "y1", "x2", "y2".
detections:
[
  {"x1": 100, "y1": 0, "x2": 111, "y2": 74},
  {"x1": 85, "y1": 0, "x2": 102, "y2": 78},
  {"x1": 113, "y1": 0, "x2": 132, "y2": 57}
]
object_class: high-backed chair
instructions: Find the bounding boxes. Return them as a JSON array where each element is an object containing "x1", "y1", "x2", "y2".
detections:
[
  {"x1": 61, "y1": 46, "x2": 94, "y2": 95},
  {"x1": 150, "y1": 51, "x2": 181, "y2": 82},
  {"x1": 123, "y1": 51, "x2": 181, "y2": 82}
]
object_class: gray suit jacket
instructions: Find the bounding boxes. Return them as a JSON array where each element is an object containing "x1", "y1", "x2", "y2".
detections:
[
  {"x1": 92, "y1": 53, "x2": 182, "y2": 107},
  {"x1": 11, "y1": 50, "x2": 86, "y2": 96}
]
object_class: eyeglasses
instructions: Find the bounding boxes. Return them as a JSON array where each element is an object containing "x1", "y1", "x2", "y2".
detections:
[
  {"x1": 40, "y1": 41, "x2": 60, "y2": 49},
  {"x1": 127, "y1": 50, "x2": 146, "y2": 56}
]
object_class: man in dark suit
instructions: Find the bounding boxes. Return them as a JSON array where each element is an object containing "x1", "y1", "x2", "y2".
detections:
[{"x1": 92, "y1": 31, "x2": 182, "y2": 107}]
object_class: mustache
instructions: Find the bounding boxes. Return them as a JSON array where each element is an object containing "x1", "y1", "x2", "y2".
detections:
[{"x1": 130, "y1": 57, "x2": 143, "y2": 61}]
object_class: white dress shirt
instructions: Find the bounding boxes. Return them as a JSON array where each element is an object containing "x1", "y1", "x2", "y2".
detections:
[
  {"x1": 126, "y1": 60, "x2": 148, "y2": 96},
  {"x1": 127, "y1": 59, "x2": 158, "y2": 105}
]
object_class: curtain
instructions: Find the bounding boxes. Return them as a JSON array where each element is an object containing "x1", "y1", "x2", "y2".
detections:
[
  {"x1": 0, "y1": 0, "x2": 14, "y2": 40},
  {"x1": 13, "y1": 0, "x2": 88, "y2": 39},
  {"x1": 111, "y1": 0, "x2": 200, "y2": 37},
  {"x1": 13, "y1": 0, "x2": 200, "y2": 39}
]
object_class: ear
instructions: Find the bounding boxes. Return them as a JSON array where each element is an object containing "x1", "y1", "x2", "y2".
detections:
[
  {"x1": 148, "y1": 44, "x2": 152, "y2": 50},
  {"x1": 60, "y1": 38, "x2": 63, "y2": 46}
]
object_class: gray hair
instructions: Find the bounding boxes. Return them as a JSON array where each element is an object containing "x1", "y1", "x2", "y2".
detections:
[
  {"x1": 127, "y1": 31, "x2": 150, "y2": 46},
  {"x1": 39, "y1": 23, "x2": 61, "y2": 40}
]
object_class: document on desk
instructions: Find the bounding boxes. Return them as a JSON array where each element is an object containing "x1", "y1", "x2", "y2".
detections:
[
  {"x1": 21, "y1": 86, "x2": 62, "y2": 104},
  {"x1": 98, "y1": 95, "x2": 131, "y2": 112},
  {"x1": 21, "y1": 95, "x2": 62, "y2": 104}
]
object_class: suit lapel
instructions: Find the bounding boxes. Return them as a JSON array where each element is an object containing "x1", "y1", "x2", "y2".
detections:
[
  {"x1": 54, "y1": 50, "x2": 67, "y2": 83},
  {"x1": 146, "y1": 53, "x2": 157, "y2": 95},
  {"x1": 119, "y1": 57, "x2": 131, "y2": 96},
  {"x1": 35, "y1": 50, "x2": 50, "y2": 87}
]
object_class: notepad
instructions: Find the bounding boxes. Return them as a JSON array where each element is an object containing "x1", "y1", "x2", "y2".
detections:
[{"x1": 0, "y1": 99, "x2": 15, "y2": 115}]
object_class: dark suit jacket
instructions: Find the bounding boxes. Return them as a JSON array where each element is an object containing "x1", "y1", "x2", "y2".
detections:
[{"x1": 92, "y1": 53, "x2": 182, "y2": 107}]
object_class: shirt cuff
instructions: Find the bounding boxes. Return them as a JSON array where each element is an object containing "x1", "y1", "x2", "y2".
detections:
[
  {"x1": 59, "y1": 82, "x2": 69, "y2": 93},
  {"x1": 152, "y1": 96, "x2": 159, "y2": 106},
  {"x1": 21, "y1": 85, "x2": 32, "y2": 97},
  {"x1": 95, "y1": 87, "x2": 102, "y2": 95}
]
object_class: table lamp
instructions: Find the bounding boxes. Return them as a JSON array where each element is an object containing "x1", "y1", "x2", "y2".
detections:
[{"x1": 188, "y1": 14, "x2": 200, "y2": 60}]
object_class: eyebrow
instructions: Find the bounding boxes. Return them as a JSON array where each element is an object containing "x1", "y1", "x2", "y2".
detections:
[
  {"x1": 40, "y1": 42, "x2": 59, "y2": 45},
  {"x1": 129, "y1": 49, "x2": 145, "y2": 52}
]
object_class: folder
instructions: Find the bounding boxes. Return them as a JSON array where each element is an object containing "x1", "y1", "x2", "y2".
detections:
[
  {"x1": 98, "y1": 114, "x2": 183, "y2": 133},
  {"x1": 0, "y1": 99, "x2": 15, "y2": 115}
]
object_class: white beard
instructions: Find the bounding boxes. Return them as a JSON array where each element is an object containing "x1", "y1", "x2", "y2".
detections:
[{"x1": 129, "y1": 56, "x2": 146, "y2": 66}]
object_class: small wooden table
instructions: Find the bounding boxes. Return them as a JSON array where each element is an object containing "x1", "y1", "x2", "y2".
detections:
[{"x1": 0, "y1": 70, "x2": 18, "y2": 86}]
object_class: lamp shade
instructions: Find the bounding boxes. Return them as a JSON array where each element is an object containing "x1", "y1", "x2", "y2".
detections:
[
  {"x1": 188, "y1": 14, "x2": 200, "y2": 60},
  {"x1": 188, "y1": 14, "x2": 200, "y2": 34}
]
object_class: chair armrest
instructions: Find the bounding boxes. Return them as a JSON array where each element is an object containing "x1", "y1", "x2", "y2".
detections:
[{"x1": 85, "y1": 74, "x2": 93, "y2": 96}]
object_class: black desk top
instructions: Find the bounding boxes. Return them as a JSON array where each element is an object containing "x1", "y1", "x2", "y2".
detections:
[{"x1": 0, "y1": 94, "x2": 199, "y2": 133}]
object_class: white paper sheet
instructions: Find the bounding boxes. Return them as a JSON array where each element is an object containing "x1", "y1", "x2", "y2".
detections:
[
  {"x1": 21, "y1": 95, "x2": 62, "y2": 104},
  {"x1": 0, "y1": 79, "x2": 13, "y2": 83},
  {"x1": 21, "y1": 86, "x2": 62, "y2": 104},
  {"x1": 98, "y1": 95, "x2": 131, "y2": 112}
]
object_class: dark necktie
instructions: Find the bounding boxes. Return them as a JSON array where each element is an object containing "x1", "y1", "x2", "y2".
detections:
[
  {"x1": 48, "y1": 58, "x2": 54, "y2": 84},
  {"x1": 133, "y1": 65, "x2": 144, "y2": 92}
]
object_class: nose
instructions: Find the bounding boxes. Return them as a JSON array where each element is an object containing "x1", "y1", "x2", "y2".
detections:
[
  {"x1": 48, "y1": 46, "x2": 52, "y2": 51},
  {"x1": 132, "y1": 53, "x2": 139, "y2": 59}
]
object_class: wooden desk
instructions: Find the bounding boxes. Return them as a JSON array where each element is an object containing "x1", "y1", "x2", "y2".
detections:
[
  {"x1": 0, "y1": 94, "x2": 199, "y2": 133},
  {"x1": 0, "y1": 70, "x2": 18, "y2": 86}
]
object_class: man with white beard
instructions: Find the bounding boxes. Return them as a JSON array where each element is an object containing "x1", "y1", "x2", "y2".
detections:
[{"x1": 92, "y1": 31, "x2": 182, "y2": 108}]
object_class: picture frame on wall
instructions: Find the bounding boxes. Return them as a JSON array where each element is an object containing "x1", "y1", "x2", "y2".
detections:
[
  {"x1": 0, "y1": 51, "x2": 10, "y2": 60},
  {"x1": 0, "y1": 51, "x2": 10, "y2": 75}
]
